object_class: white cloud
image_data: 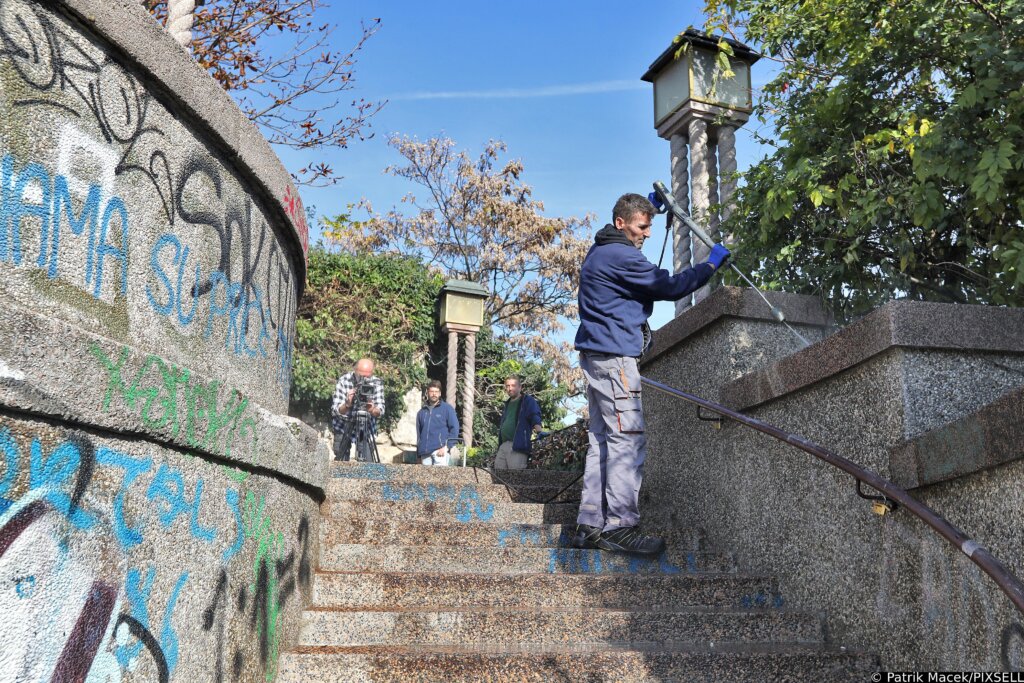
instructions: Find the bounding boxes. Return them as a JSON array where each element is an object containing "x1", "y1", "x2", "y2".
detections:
[{"x1": 391, "y1": 79, "x2": 646, "y2": 101}]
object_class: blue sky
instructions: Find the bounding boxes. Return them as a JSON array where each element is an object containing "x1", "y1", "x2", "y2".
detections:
[{"x1": 277, "y1": 1, "x2": 777, "y2": 332}]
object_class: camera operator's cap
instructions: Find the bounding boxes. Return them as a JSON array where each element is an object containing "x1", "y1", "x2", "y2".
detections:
[{"x1": 440, "y1": 280, "x2": 488, "y2": 332}]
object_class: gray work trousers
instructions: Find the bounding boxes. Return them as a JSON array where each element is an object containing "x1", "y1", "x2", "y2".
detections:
[{"x1": 576, "y1": 352, "x2": 647, "y2": 531}]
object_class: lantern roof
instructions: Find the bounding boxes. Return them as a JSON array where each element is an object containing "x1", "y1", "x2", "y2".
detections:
[
  {"x1": 442, "y1": 279, "x2": 488, "y2": 297},
  {"x1": 641, "y1": 29, "x2": 760, "y2": 83}
]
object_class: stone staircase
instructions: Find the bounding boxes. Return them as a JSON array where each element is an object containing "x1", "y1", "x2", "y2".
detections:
[{"x1": 277, "y1": 462, "x2": 877, "y2": 682}]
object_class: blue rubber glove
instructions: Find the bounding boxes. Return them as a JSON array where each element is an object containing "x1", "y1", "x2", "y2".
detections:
[{"x1": 707, "y1": 243, "x2": 731, "y2": 270}]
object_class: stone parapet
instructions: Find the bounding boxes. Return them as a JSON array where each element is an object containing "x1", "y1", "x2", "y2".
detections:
[
  {"x1": 52, "y1": 0, "x2": 311, "y2": 268},
  {"x1": 0, "y1": 1, "x2": 323, "y2": 681},
  {"x1": 721, "y1": 300, "x2": 1024, "y2": 412},
  {"x1": 645, "y1": 286, "x2": 834, "y2": 368},
  {"x1": 641, "y1": 291, "x2": 1024, "y2": 671}
]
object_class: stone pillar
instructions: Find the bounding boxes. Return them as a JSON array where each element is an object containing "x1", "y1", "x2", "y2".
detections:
[
  {"x1": 671, "y1": 133, "x2": 692, "y2": 317},
  {"x1": 165, "y1": 0, "x2": 196, "y2": 48},
  {"x1": 446, "y1": 330, "x2": 459, "y2": 408},
  {"x1": 707, "y1": 137, "x2": 721, "y2": 239},
  {"x1": 462, "y1": 333, "x2": 476, "y2": 449},
  {"x1": 718, "y1": 125, "x2": 739, "y2": 242},
  {"x1": 688, "y1": 117, "x2": 712, "y2": 304}
]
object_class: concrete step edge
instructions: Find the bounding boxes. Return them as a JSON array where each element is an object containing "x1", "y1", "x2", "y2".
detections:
[
  {"x1": 283, "y1": 642, "x2": 872, "y2": 657},
  {"x1": 300, "y1": 605, "x2": 822, "y2": 616},
  {"x1": 311, "y1": 568, "x2": 763, "y2": 579}
]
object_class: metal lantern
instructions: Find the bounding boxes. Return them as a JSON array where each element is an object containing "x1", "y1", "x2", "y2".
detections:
[
  {"x1": 438, "y1": 279, "x2": 488, "y2": 454},
  {"x1": 440, "y1": 279, "x2": 487, "y2": 331},
  {"x1": 642, "y1": 30, "x2": 759, "y2": 315},
  {"x1": 642, "y1": 29, "x2": 759, "y2": 138}
]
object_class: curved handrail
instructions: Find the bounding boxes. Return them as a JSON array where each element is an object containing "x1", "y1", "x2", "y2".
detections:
[{"x1": 641, "y1": 375, "x2": 1024, "y2": 618}]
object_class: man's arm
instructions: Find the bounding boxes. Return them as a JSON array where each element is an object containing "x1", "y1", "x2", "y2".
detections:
[
  {"x1": 447, "y1": 404, "x2": 460, "y2": 446},
  {"x1": 615, "y1": 249, "x2": 715, "y2": 302},
  {"x1": 332, "y1": 374, "x2": 352, "y2": 417},
  {"x1": 528, "y1": 395, "x2": 543, "y2": 433},
  {"x1": 370, "y1": 378, "x2": 385, "y2": 419}
]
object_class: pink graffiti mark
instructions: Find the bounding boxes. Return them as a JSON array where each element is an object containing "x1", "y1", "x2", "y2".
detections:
[
  {"x1": 0, "y1": 499, "x2": 47, "y2": 557},
  {"x1": 50, "y1": 580, "x2": 118, "y2": 682},
  {"x1": 282, "y1": 186, "x2": 309, "y2": 260}
]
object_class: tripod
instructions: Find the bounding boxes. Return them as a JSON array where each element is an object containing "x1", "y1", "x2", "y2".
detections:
[{"x1": 336, "y1": 408, "x2": 381, "y2": 463}]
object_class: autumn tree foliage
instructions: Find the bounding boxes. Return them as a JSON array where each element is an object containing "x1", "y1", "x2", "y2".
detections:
[
  {"x1": 702, "y1": 0, "x2": 1024, "y2": 318},
  {"x1": 325, "y1": 136, "x2": 592, "y2": 391},
  {"x1": 143, "y1": 0, "x2": 383, "y2": 185}
]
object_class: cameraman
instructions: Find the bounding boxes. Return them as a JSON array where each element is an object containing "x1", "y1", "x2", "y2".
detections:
[{"x1": 331, "y1": 358, "x2": 385, "y2": 462}]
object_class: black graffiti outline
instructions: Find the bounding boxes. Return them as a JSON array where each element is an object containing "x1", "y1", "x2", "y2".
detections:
[
  {"x1": 114, "y1": 613, "x2": 170, "y2": 683},
  {"x1": 201, "y1": 569, "x2": 231, "y2": 683},
  {"x1": 175, "y1": 155, "x2": 294, "y2": 346},
  {"x1": 0, "y1": 3, "x2": 174, "y2": 224}
]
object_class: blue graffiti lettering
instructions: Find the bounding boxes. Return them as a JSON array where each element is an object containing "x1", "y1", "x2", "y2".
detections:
[
  {"x1": 454, "y1": 486, "x2": 495, "y2": 523},
  {"x1": 48, "y1": 176, "x2": 100, "y2": 282},
  {"x1": 146, "y1": 464, "x2": 216, "y2": 544},
  {"x1": 14, "y1": 575, "x2": 36, "y2": 599},
  {"x1": 28, "y1": 438, "x2": 96, "y2": 529},
  {"x1": 96, "y1": 447, "x2": 152, "y2": 549},
  {"x1": 0, "y1": 152, "x2": 128, "y2": 298},
  {"x1": 0, "y1": 428, "x2": 18, "y2": 516},
  {"x1": 222, "y1": 487, "x2": 244, "y2": 563}
]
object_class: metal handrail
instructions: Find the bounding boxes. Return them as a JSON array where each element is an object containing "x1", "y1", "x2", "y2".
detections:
[{"x1": 641, "y1": 374, "x2": 1024, "y2": 618}]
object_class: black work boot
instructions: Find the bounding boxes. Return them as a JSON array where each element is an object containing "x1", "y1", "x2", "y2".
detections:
[
  {"x1": 597, "y1": 526, "x2": 666, "y2": 557},
  {"x1": 571, "y1": 524, "x2": 602, "y2": 549}
]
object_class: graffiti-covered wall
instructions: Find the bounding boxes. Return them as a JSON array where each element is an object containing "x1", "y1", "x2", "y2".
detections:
[{"x1": 0, "y1": 0, "x2": 326, "y2": 681}]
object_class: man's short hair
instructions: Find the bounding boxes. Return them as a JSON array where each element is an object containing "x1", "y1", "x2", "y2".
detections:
[
  {"x1": 504, "y1": 376, "x2": 521, "y2": 384},
  {"x1": 612, "y1": 193, "x2": 656, "y2": 224},
  {"x1": 427, "y1": 380, "x2": 442, "y2": 391}
]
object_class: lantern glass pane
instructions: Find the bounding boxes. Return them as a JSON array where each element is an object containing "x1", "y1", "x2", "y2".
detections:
[
  {"x1": 692, "y1": 50, "x2": 751, "y2": 109},
  {"x1": 720, "y1": 60, "x2": 750, "y2": 108},
  {"x1": 444, "y1": 293, "x2": 483, "y2": 327},
  {"x1": 692, "y1": 49, "x2": 719, "y2": 103},
  {"x1": 653, "y1": 53, "x2": 690, "y2": 125}
]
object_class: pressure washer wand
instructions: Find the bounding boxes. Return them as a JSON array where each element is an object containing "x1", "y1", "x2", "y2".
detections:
[{"x1": 650, "y1": 180, "x2": 811, "y2": 349}]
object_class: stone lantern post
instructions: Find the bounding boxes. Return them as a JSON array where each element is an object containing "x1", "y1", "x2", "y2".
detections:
[
  {"x1": 439, "y1": 280, "x2": 488, "y2": 452},
  {"x1": 641, "y1": 30, "x2": 760, "y2": 315}
]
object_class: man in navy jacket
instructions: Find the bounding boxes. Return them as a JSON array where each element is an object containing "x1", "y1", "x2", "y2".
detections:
[
  {"x1": 416, "y1": 380, "x2": 460, "y2": 466},
  {"x1": 494, "y1": 376, "x2": 542, "y2": 470},
  {"x1": 572, "y1": 193, "x2": 730, "y2": 556}
]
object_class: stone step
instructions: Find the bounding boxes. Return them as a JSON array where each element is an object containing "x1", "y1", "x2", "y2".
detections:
[
  {"x1": 311, "y1": 571, "x2": 783, "y2": 611},
  {"x1": 331, "y1": 461, "x2": 582, "y2": 488},
  {"x1": 320, "y1": 519, "x2": 708, "y2": 551},
  {"x1": 297, "y1": 606, "x2": 824, "y2": 648},
  {"x1": 326, "y1": 479, "x2": 579, "y2": 505},
  {"x1": 332, "y1": 461, "x2": 489, "y2": 484},
  {"x1": 320, "y1": 519, "x2": 575, "y2": 549},
  {"x1": 505, "y1": 484, "x2": 581, "y2": 504},
  {"x1": 318, "y1": 544, "x2": 734, "y2": 575},
  {"x1": 321, "y1": 498, "x2": 578, "y2": 526},
  {"x1": 277, "y1": 643, "x2": 878, "y2": 683},
  {"x1": 485, "y1": 468, "x2": 584, "y2": 488}
]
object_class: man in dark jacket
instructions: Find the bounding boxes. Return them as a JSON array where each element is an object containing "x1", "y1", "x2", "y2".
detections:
[
  {"x1": 572, "y1": 193, "x2": 730, "y2": 556},
  {"x1": 494, "y1": 376, "x2": 542, "y2": 470},
  {"x1": 416, "y1": 380, "x2": 460, "y2": 466}
]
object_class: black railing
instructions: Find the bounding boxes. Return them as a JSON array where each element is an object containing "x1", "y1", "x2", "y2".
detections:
[{"x1": 641, "y1": 375, "x2": 1024, "y2": 618}]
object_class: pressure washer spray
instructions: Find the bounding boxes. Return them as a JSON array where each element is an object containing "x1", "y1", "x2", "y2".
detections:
[{"x1": 648, "y1": 180, "x2": 812, "y2": 349}]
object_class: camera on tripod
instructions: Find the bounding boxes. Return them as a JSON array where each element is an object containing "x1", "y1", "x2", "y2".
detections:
[
  {"x1": 337, "y1": 377, "x2": 381, "y2": 463},
  {"x1": 349, "y1": 379, "x2": 376, "y2": 415}
]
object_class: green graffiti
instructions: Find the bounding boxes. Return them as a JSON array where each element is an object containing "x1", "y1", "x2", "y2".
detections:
[
  {"x1": 243, "y1": 491, "x2": 287, "y2": 681},
  {"x1": 221, "y1": 464, "x2": 250, "y2": 483},
  {"x1": 90, "y1": 342, "x2": 258, "y2": 459}
]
